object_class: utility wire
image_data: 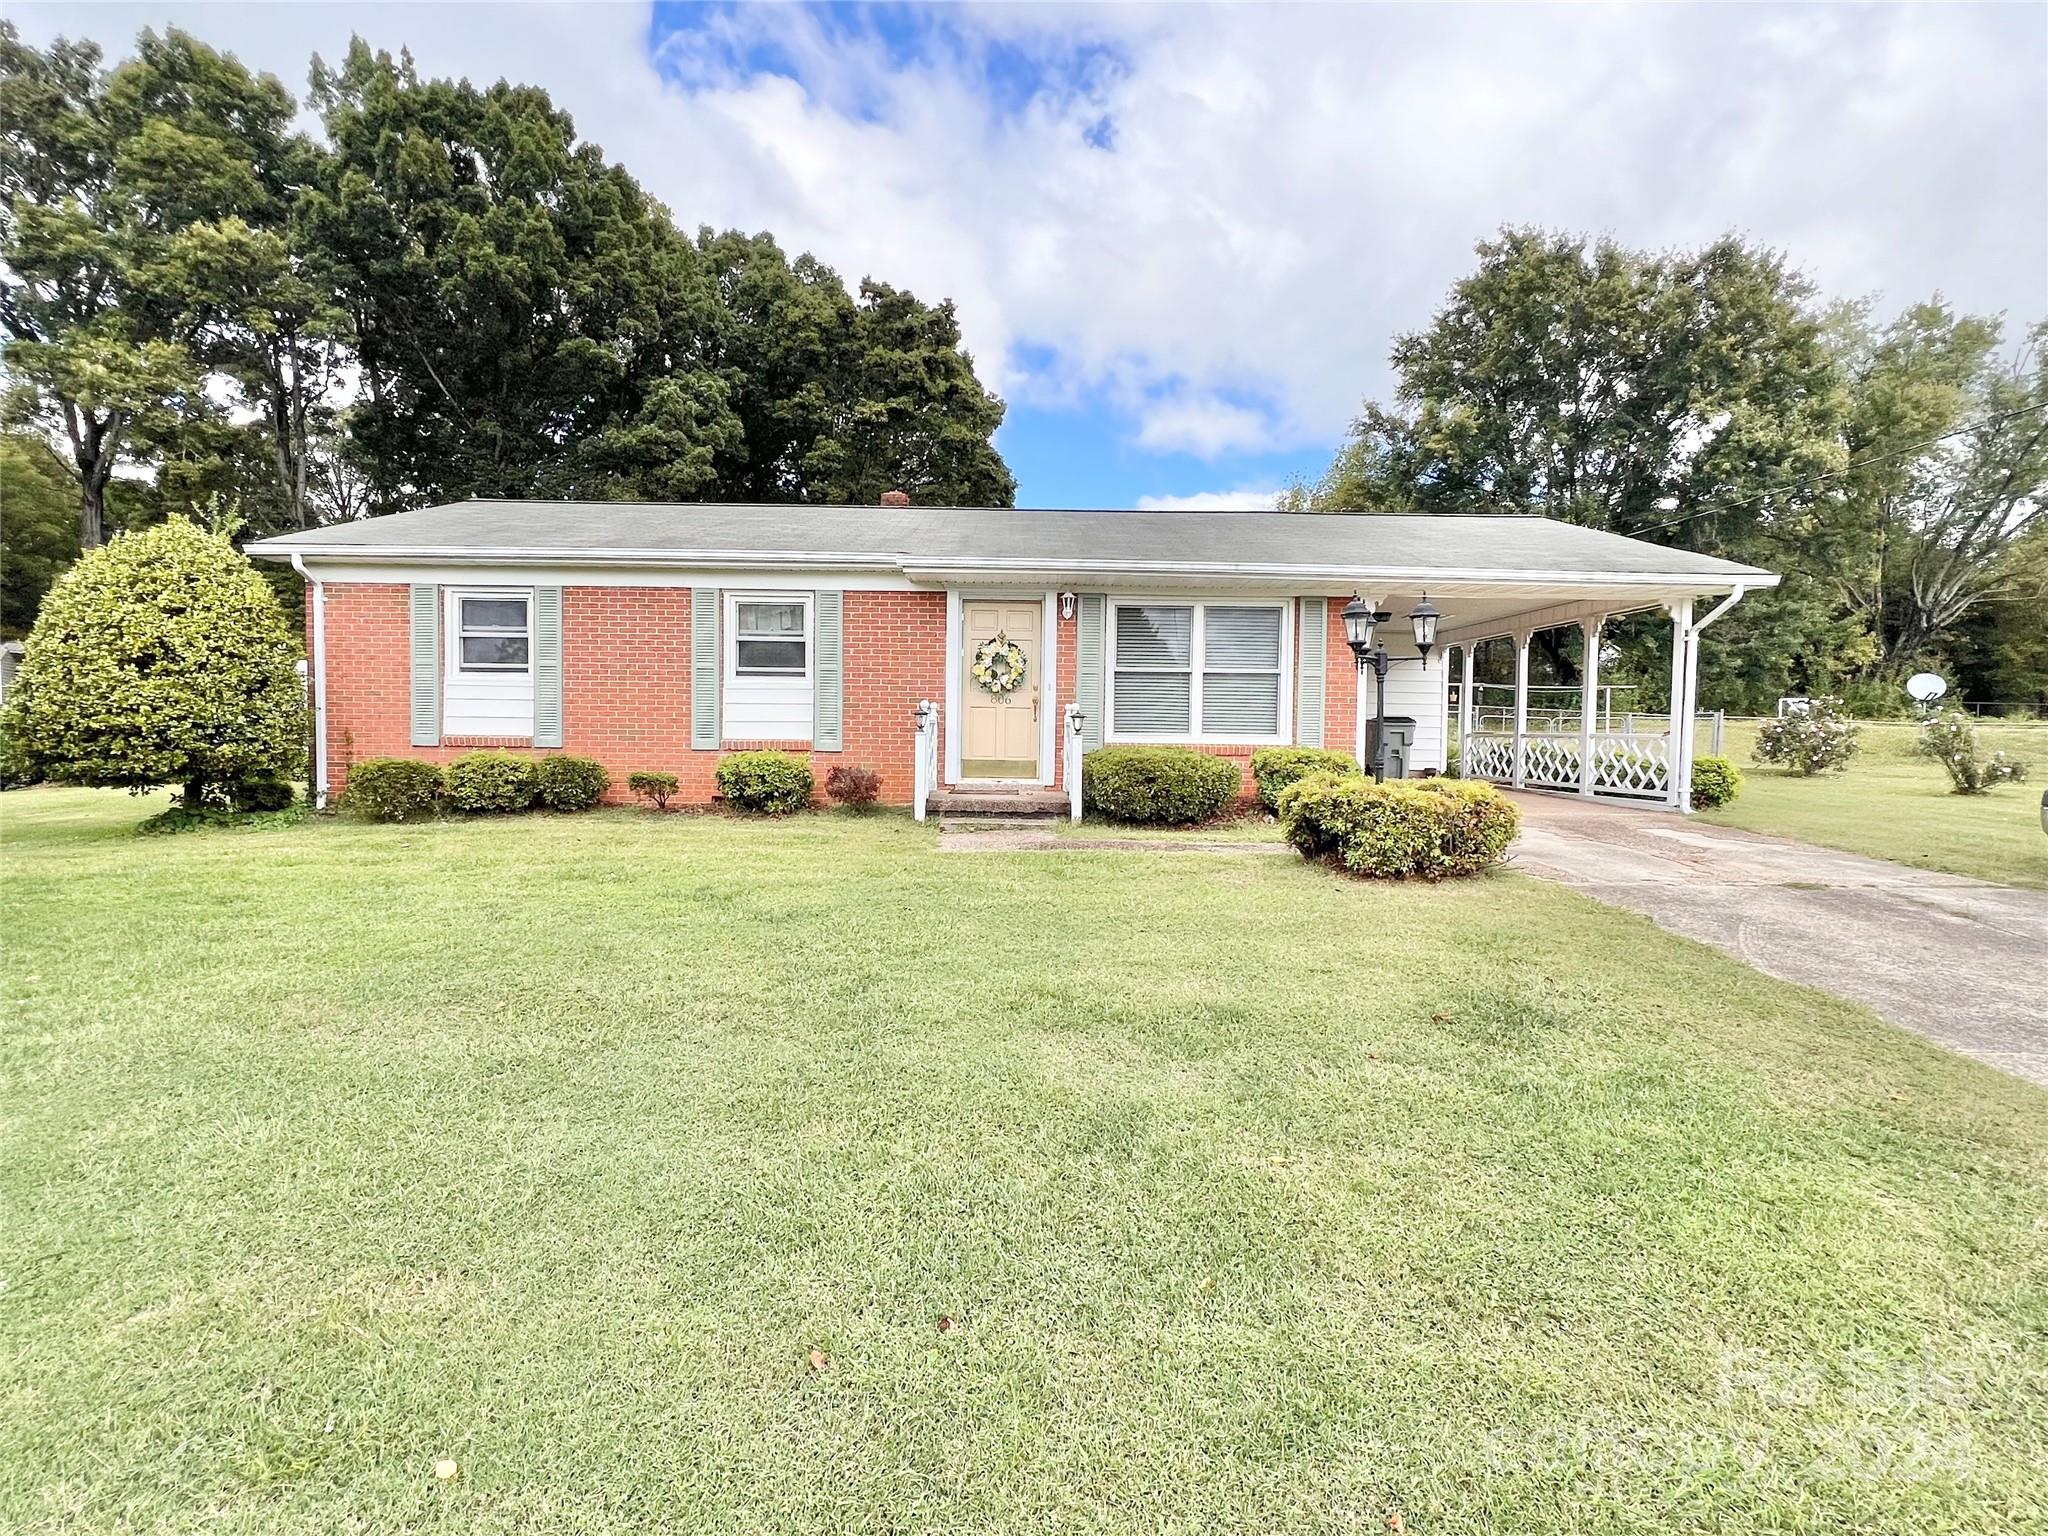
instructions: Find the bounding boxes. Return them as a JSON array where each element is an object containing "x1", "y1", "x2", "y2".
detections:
[{"x1": 1625, "y1": 397, "x2": 2048, "y2": 539}]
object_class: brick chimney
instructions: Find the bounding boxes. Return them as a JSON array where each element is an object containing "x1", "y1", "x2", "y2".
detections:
[{"x1": 879, "y1": 488, "x2": 912, "y2": 507}]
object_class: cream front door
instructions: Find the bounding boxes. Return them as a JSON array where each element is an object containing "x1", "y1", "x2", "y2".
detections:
[{"x1": 960, "y1": 599, "x2": 1043, "y2": 780}]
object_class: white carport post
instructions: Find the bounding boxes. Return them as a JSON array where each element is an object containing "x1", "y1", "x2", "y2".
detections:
[
  {"x1": 1458, "y1": 643, "x2": 1475, "y2": 768},
  {"x1": 1578, "y1": 616, "x2": 1601, "y2": 798},
  {"x1": 1665, "y1": 598, "x2": 1693, "y2": 811},
  {"x1": 1511, "y1": 630, "x2": 1531, "y2": 789}
]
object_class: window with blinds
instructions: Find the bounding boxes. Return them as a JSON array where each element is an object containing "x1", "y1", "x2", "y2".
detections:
[{"x1": 1110, "y1": 602, "x2": 1286, "y2": 740}]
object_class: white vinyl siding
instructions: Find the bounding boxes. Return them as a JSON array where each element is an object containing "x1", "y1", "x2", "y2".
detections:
[
  {"x1": 443, "y1": 587, "x2": 535, "y2": 737},
  {"x1": 723, "y1": 592, "x2": 813, "y2": 741},
  {"x1": 1107, "y1": 600, "x2": 1289, "y2": 743},
  {"x1": 1357, "y1": 642, "x2": 1450, "y2": 773}
]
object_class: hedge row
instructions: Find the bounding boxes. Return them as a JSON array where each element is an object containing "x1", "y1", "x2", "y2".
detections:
[{"x1": 343, "y1": 752, "x2": 610, "y2": 822}]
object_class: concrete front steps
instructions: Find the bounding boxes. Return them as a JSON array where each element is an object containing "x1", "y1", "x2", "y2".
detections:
[{"x1": 927, "y1": 785, "x2": 1071, "y2": 821}]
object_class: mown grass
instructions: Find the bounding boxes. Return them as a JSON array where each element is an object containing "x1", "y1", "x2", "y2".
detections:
[
  {"x1": 3, "y1": 788, "x2": 2045, "y2": 1534},
  {"x1": 1699, "y1": 719, "x2": 2048, "y2": 888}
]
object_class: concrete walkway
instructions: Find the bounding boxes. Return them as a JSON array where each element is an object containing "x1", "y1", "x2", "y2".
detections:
[{"x1": 1507, "y1": 792, "x2": 2048, "y2": 1086}]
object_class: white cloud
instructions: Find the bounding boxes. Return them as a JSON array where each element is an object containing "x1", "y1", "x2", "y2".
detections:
[
  {"x1": 1135, "y1": 487, "x2": 1283, "y2": 513},
  {"x1": 13, "y1": 1, "x2": 2046, "y2": 463}
]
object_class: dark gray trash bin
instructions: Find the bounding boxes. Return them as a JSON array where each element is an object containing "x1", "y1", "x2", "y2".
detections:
[{"x1": 1368, "y1": 716, "x2": 1418, "y2": 779}]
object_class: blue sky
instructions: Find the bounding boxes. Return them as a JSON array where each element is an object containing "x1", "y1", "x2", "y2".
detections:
[{"x1": 17, "y1": 1, "x2": 2048, "y2": 509}]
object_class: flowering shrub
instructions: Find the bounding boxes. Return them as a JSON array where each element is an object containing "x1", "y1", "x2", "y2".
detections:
[
  {"x1": 1753, "y1": 697, "x2": 1861, "y2": 776},
  {"x1": 1918, "y1": 710, "x2": 2030, "y2": 795}
]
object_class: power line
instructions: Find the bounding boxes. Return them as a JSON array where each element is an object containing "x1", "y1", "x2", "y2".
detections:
[{"x1": 1625, "y1": 397, "x2": 2048, "y2": 539}]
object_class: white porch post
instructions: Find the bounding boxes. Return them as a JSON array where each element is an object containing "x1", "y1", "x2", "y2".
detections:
[
  {"x1": 1511, "y1": 630, "x2": 1531, "y2": 790},
  {"x1": 1578, "y1": 617, "x2": 1601, "y2": 798},
  {"x1": 1665, "y1": 599, "x2": 1693, "y2": 811},
  {"x1": 1458, "y1": 643, "x2": 1475, "y2": 767}
]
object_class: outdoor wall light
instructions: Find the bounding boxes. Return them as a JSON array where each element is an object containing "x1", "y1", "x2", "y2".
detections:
[{"x1": 1344, "y1": 593, "x2": 1442, "y2": 783}]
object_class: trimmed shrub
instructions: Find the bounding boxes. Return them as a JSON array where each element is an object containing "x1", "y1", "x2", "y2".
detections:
[
  {"x1": 535, "y1": 754, "x2": 610, "y2": 811},
  {"x1": 230, "y1": 774, "x2": 298, "y2": 813},
  {"x1": 445, "y1": 751, "x2": 538, "y2": 814},
  {"x1": 343, "y1": 757, "x2": 444, "y2": 823},
  {"x1": 1248, "y1": 745, "x2": 1361, "y2": 811},
  {"x1": 628, "y1": 770, "x2": 679, "y2": 810},
  {"x1": 1690, "y1": 756, "x2": 1743, "y2": 809},
  {"x1": 1918, "y1": 709, "x2": 2029, "y2": 794},
  {"x1": 1277, "y1": 772, "x2": 1519, "y2": 879},
  {"x1": 0, "y1": 516, "x2": 305, "y2": 807},
  {"x1": 1754, "y1": 696, "x2": 1861, "y2": 775},
  {"x1": 716, "y1": 750, "x2": 814, "y2": 814},
  {"x1": 1082, "y1": 745, "x2": 1242, "y2": 825},
  {"x1": 826, "y1": 764, "x2": 881, "y2": 809}
]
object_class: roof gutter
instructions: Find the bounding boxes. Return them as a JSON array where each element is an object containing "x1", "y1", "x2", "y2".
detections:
[{"x1": 250, "y1": 542, "x2": 1777, "y2": 592}]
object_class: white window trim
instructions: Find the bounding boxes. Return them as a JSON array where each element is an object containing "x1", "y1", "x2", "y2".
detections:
[
  {"x1": 724, "y1": 590, "x2": 813, "y2": 683},
  {"x1": 444, "y1": 586, "x2": 534, "y2": 679},
  {"x1": 1105, "y1": 597, "x2": 1293, "y2": 746},
  {"x1": 943, "y1": 589, "x2": 1058, "y2": 787}
]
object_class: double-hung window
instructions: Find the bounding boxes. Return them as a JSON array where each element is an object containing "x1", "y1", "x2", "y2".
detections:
[
  {"x1": 1109, "y1": 601, "x2": 1286, "y2": 740},
  {"x1": 732, "y1": 599, "x2": 809, "y2": 676},
  {"x1": 455, "y1": 592, "x2": 531, "y2": 672}
]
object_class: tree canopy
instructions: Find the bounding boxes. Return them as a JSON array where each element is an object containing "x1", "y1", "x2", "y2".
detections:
[
  {"x1": 1287, "y1": 228, "x2": 2047, "y2": 713},
  {"x1": 0, "y1": 22, "x2": 1016, "y2": 626}
]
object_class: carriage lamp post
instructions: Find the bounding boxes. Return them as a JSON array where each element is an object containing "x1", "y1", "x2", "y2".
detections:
[{"x1": 1342, "y1": 593, "x2": 1440, "y2": 783}]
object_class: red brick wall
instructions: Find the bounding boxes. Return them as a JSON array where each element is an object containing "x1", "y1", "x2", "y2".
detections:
[
  {"x1": 315, "y1": 584, "x2": 1366, "y2": 807},
  {"x1": 317, "y1": 583, "x2": 948, "y2": 806}
]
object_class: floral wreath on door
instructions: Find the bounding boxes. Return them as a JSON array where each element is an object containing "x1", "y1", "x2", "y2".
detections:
[{"x1": 971, "y1": 632, "x2": 1029, "y2": 696}]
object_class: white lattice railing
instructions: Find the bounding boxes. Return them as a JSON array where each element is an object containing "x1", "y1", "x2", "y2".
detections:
[
  {"x1": 1590, "y1": 732, "x2": 1669, "y2": 798},
  {"x1": 911, "y1": 699, "x2": 939, "y2": 822},
  {"x1": 1521, "y1": 732, "x2": 1581, "y2": 789},
  {"x1": 1462, "y1": 728, "x2": 1671, "y2": 801},
  {"x1": 1462, "y1": 732, "x2": 1516, "y2": 782}
]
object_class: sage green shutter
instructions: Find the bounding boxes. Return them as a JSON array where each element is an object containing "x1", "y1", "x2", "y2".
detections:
[
  {"x1": 532, "y1": 586, "x2": 563, "y2": 748},
  {"x1": 690, "y1": 588, "x2": 719, "y2": 750},
  {"x1": 409, "y1": 584, "x2": 440, "y2": 746},
  {"x1": 1295, "y1": 597, "x2": 1327, "y2": 747},
  {"x1": 1076, "y1": 593, "x2": 1106, "y2": 752},
  {"x1": 812, "y1": 589, "x2": 844, "y2": 751}
]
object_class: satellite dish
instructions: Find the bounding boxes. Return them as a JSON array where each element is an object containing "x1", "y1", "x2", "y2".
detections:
[{"x1": 1906, "y1": 672, "x2": 1947, "y2": 704}]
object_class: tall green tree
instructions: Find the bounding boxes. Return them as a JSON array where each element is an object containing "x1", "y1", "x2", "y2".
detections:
[
  {"x1": 1822, "y1": 312, "x2": 2048, "y2": 671},
  {"x1": 113, "y1": 28, "x2": 345, "y2": 531},
  {"x1": 0, "y1": 430, "x2": 80, "y2": 636},
  {"x1": 0, "y1": 22, "x2": 194, "y2": 547}
]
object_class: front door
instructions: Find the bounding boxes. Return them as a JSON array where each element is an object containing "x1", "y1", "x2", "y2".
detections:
[{"x1": 961, "y1": 598, "x2": 1043, "y2": 780}]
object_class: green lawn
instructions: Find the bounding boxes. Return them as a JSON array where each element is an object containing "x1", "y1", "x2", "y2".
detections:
[
  {"x1": 1698, "y1": 719, "x2": 2048, "y2": 888},
  {"x1": 3, "y1": 790, "x2": 2045, "y2": 1534}
]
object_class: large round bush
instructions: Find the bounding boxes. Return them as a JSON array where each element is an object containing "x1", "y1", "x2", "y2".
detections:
[
  {"x1": 445, "y1": 750, "x2": 538, "y2": 813},
  {"x1": 1248, "y1": 745, "x2": 1361, "y2": 811},
  {"x1": 1276, "y1": 772, "x2": 1519, "y2": 879},
  {"x1": 0, "y1": 517, "x2": 305, "y2": 807},
  {"x1": 716, "y1": 750, "x2": 814, "y2": 814},
  {"x1": 1082, "y1": 745, "x2": 1242, "y2": 824}
]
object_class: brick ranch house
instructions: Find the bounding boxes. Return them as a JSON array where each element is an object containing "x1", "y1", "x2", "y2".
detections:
[{"x1": 249, "y1": 497, "x2": 1775, "y2": 817}]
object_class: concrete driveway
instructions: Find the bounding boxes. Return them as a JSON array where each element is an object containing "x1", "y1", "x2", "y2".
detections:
[{"x1": 1507, "y1": 792, "x2": 2048, "y2": 1086}]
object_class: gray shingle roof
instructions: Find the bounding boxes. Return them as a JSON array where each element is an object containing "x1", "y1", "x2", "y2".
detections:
[{"x1": 249, "y1": 499, "x2": 1775, "y2": 587}]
